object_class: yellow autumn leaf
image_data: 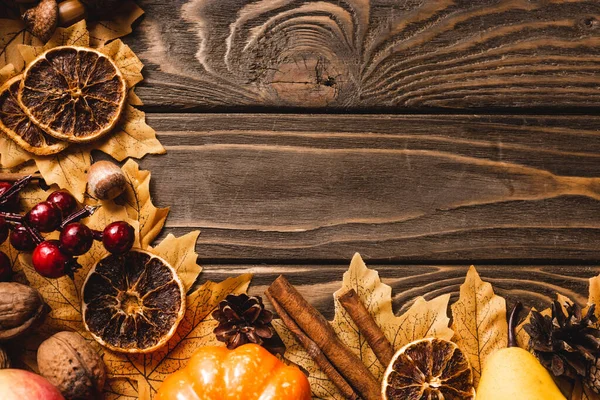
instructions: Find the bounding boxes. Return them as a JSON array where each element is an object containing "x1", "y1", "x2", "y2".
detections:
[
  {"x1": 35, "y1": 148, "x2": 90, "y2": 203},
  {"x1": 88, "y1": 1, "x2": 145, "y2": 47},
  {"x1": 450, "y1": 266, "x2": 507, "y2": 385},
  {"x1": 0, "y1": 20, "x2": 42, "y2": 71},
  {"x1": 275, "y1": 253, "x2": 453, "y2": 399},
  {"x1": 149, "y1": 231, "x2": 202, "y2": 292},
  {"x1": 119, "y1": 159, "x2": 170, "y2": 248},
  {"x1": 1, "y1": 21, "x2": 164, "y2": 199},
  {"x1": 96, "y1": 106, "x2": 166, "y2": 161},
  {"x1": 0, "y1": 63, "x2": 17, "y2": 84},
  {"x1": 103, "y1": 274, "x2": 253, "y2": 400},
  {"x1": 587, "y1": 274, "x2": 600, "y2": 321}
]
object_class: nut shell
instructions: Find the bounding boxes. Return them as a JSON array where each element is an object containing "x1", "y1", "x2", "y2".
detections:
[
  {"x1": 0, "y1": 282, "x2": 46, "y2": 341},
  {"x1": 0, "y1": 346, "x2": 10, "y2": 369},
  {"x1": 38, "y1": 331, "x2": 106, "y2": 400},
  {"x1": 22, "y1": 0, "x2": 58, "y2": 43},
  {"x1": 86, "y1": 161, "x2": 127, "y2": 200}
]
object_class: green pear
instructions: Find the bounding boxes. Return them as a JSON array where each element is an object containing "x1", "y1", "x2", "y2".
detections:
[{"x1": 476, "y1": 303, "x2": 566, "y2": 400}]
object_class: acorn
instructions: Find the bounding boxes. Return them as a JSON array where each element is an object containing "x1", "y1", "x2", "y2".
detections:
[
  {"x1": 58, "y1": 0, "x2": 87, "y2": 27},
  {"x1": 87, "y1": 161, "x2": 127, "y2": 201},
  {"x1": 22, "y1": 0, "x2": 58, "y2": 43},
  {"x1": 80, "y1": 0, "x2": 121, "y2": 19}
]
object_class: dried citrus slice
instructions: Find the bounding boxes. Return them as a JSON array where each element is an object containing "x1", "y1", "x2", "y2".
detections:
[
  {"x1": 0, "y1": 76, "x2": 68, "y2": 155},
  {"x1": 382, "y1": 338, "x2": 475, "y2": 400},
  {"x1": 18, "y1": 46, "x2": 127, "y2": 143},
  {"x1": 82, "y1": 249, "x2": 186, "y2": 353}
]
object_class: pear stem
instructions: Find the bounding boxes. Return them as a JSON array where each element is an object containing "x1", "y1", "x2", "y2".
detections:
[{"x1": 508, "y1": 301, "x2": 522, "y2": 348}]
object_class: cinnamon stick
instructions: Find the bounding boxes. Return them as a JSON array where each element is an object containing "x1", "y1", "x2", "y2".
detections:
[
  {"x1": 266, "y1": 276, "x2": 381, "y2": 400},
  {"x1": 265, "y1": 291, "x2": 359, "y2": 400},
  {"x1": 338, "y1": 288, "x2": 394, "y2": 367}
]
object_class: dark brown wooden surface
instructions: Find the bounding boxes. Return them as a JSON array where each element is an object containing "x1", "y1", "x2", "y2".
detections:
[
  {"x1": 123, "y1": 0, "x2": 600, "y2": 316},
  {"x1": 130, "y1": 0, "x2": 600, "y2": 111}
]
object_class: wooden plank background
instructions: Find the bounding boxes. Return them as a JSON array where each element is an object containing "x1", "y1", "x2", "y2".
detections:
[{"x1": 125, "y1": 0, "x2": 600, "y2": 315}]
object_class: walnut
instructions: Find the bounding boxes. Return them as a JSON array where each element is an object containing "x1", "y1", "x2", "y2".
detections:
[
  {"x1": 38, "y1": 331, "x2": 106, "y2": 400},
  {"x1": 0, "y1": 282, "x2": 46, "y2": 341},
  {"x1": 0, "y1": 346, "x2": 10, "y2": 369}
]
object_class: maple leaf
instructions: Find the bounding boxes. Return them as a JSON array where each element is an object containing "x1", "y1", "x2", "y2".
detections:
[
  {"x1": 103, "y1": 274, "x2": 252, "y2": 400},
  {"x1": 275, "y1": 253, "x2": 453, "y2": 399},
  {"x1": 0, "y1": 21, "x2": 165, "y2": 200},
  {"x1": 88, "y1": 1, "x2": 145, "y2": 47},
  {"x1": 0, "y1": 19, "x2": 41, "y2": 72},
  {"x1": 450, "y1": 266, "x2": 507, "y2": 386},
  {"x1": 118, "y1": 160, "x2": 169, "y2": 249}
]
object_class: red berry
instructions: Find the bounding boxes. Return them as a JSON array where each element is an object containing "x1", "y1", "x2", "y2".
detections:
[
  {"x1": 32, "y1": 240, "x2": 71, "y2": 278},
  {"x1": 27, "y1": 201, "x2": 62, "y2": 232},
  {"x1": 0, "y1": 251, "x2": 12, "y2": 281},
  {"x1": 47, "y1": 190, "x2": 77, "y2": 215},
  {"x1": 0, "y1": 217, "x2": 8, "y2": 244},
  {"x1": 10, "y1": 224, "x2": 35, "y2": 251},
  {"x1": 102, "y1": 221, "x2": 135, "y2": 255},
  {"x1": 60, "y1": 223, "x2": 93, "y2": 256},
  {"x1": 0, "y1": 181, "x2": 19, "y2": 209}
]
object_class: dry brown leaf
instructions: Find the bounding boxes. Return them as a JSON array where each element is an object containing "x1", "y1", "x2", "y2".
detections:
[
  {"x1": 450, "y1": 266, "x2": 507, "y2": 385},
  {"x1": 0, "y1": 21, "x2": 164, "y2": 199},
  {"x1": 275, "y1": 253, "x2": 454, "y2": 400},
  {"x1": 103, "y1": 274, "x2": 252, "y2": 400},
  {"x1": 88, "y1": 1, "x2": 145, "y2": 47},
  {"x1": 0, "y1": 20, "x2": 41, "y2": 71},
  {"x1": 118, "y1": 159, "x2": 170, "y2": 249}
]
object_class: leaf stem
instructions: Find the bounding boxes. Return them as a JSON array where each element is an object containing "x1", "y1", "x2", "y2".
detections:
[{"x1": 508, "y1": 301, "x2": 522, "y2": 348}]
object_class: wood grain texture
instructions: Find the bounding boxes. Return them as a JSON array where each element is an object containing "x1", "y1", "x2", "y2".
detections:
[
  {"x1": 199, "y1": 263, "x2": 600, "y2": 319},
  {"x1": 127, "y1": 0, "x2": 600, "y2": 110},
  {"x1": 139, "y1": 113, "x2": 600, "y2": 261}
]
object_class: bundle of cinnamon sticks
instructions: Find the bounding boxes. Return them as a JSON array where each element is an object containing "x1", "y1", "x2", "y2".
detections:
[{"x1": 266, "y1": 276, "x2": 395, "y2": 400}]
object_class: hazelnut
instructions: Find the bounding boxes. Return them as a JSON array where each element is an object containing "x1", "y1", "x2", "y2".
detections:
[
  {"x1": 38, "y1": 331, "x2": 106, "y2": 400},
  {"x1": 0, "y1": 346, "x2": 10, "y2": 369},
  {"x1": 58, "y1": 0, "x2": 87, "y2": 27},
  {"x1": 22, "y1": 0, "x2": 58, "y2": 43},
  {"x1": 87, "y1": 161, "x2": 127, "y2": 200},
  {"x1": 0, "y1": 282, "x2": 46, "y2": 341}
]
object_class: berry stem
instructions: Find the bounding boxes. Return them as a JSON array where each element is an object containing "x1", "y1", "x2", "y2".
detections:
[
  {"x1": 0, "y1": 175, "x2": 32, "y2": 207},
  {"x1": 0, "y1": 173, "x2": 42, "y2": 182},
  {"x1": 23, "y1": 223, "x2": 44, "y2": 245},
  {"x1": 92, "y1": 229, "x2": 103, "y2": 241},
  {"x1": 508, "y1": 301, "x2": 522, "y2": 348},
  {"x1": 60, "y1": 205, "x2": 100, "y2": 229},
  {"x1": 0, "y1": 212, "x2": 24, "y2": 222}
]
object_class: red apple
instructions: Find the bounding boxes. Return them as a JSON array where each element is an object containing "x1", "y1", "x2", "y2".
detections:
[{"x1": 0, "y1": 369, "x2": 65, "y2": 400}]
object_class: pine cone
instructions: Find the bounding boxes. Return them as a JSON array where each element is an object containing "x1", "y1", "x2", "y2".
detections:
[
  {"x1": 524, "y1": 300, "x2": 600, "y2": 390},
  {"x1": 213, "y1": 294, "x2": 284, "y2": 354}
]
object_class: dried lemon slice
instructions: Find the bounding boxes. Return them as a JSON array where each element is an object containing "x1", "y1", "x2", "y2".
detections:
[
  {"x1": 382, "y1": 338, "x2": 476, "y2": 400},
  {"x1": 18, "y1": 46, "x2": 127, "y2": 143},
  {"x1": 82, "y1": 249, "x2": 186, "y2": 353},
  {"x1": 0, "y1": 75, "x2": 68, "y2": 155}
]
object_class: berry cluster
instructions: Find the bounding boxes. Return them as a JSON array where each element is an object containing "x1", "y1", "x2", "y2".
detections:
[{"x1": 0, "y1": 176, "x2": 135, "y2": 280}]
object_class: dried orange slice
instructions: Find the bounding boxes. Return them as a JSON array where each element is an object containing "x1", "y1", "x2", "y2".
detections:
[
  {"x1": 382, "y1": 338, "x2": 475, "y2": 400},
  {"x1": 0, "y1": 76, "x2": 68, "y2": 155},
  {"x1": 82, "y1": 249, "x2": 186, "y2": 353},
  {"x1": 18, "y1": 46, "x2": 127, "y2": 143}
]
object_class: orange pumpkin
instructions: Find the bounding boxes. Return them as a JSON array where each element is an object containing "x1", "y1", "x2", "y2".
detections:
[{"x1": 156, "y1": 344, "x2": 312, "y2": 400}]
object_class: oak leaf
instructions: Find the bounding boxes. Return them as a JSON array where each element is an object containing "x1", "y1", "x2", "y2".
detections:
[
  {"x1": 450, "y1": 266, "x2": 507, "y2": 385},
  {"x1": 0, "y1": 21, "x2": 165, "y2": 200},
  {"x1": 275, "y1": 253, "x2": 454, "y2": 400}
]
